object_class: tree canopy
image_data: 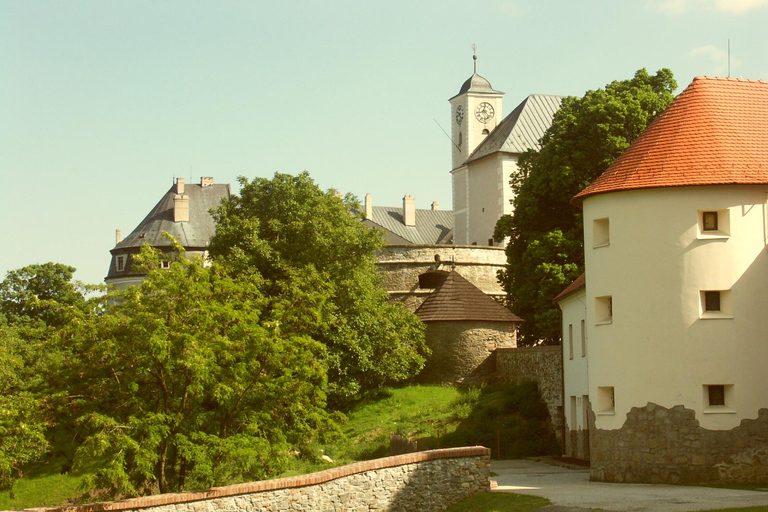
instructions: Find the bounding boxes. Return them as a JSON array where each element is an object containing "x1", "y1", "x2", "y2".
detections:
[
  {"x1": 209, "y1": 172, "x2": 428, "y2": 403},
  {"x1": 495, "y1": 68, "x2": 677, "y2": 344},
  {"x1": 63, "y1": 245, "x2": 332, "y2": 497}
]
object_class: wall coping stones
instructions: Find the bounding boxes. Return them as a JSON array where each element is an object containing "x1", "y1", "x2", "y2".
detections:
[{"x1": 27, "y1": 446, "x2": 491, "y2": 512}]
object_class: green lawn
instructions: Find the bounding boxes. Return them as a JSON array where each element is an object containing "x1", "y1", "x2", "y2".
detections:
[{"x1": 446, "y1": 492, "x2": 550, "y2": 512}]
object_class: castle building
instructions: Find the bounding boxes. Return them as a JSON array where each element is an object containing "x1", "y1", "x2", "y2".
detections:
[
  {"x1": 566, "y1": 76, "x2": 768, "y2": 483},
  {"x1": 105, "y1": 177, "x2": 230, "y2": 289}
]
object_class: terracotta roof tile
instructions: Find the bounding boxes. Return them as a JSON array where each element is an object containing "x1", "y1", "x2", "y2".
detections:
[
  {"x1": 553, "y1": 273, "x2": 586, "y2": 303},
  {"x1": 573, "y1": 77, "x2": 768, "y2": 204},
  {"x1": 415, "y1": 271, "x2": 523, "y2": 323}
]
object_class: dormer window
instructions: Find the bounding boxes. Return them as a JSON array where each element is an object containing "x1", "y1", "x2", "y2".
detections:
[{"x1": 115, "y1": 255, "x2": 126, "y2": 272}]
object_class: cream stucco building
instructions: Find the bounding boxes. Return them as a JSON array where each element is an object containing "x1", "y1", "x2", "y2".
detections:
[{"x1": 567, "y1": 76, "x2": 768, "y2": 483}]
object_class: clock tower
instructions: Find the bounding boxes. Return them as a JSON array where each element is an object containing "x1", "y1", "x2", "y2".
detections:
[{"x1": 448, "y1": 52, "x2": 503, "y2": 170}]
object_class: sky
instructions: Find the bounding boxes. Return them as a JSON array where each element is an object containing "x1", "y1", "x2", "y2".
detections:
[{"x1": 2, "y1": 0, "x2": 767, "y2": 286}]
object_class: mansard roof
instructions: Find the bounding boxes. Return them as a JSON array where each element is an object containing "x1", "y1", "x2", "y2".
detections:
[
  {"x1": 415, "y1": 271, "x2": 523, "y2": 323},
  {"x1": 465, "y1": 94, "x2": 563, "y2": 165},
  {"x1": 574, "y1": 77, "x2": 768, "y2": 204}
]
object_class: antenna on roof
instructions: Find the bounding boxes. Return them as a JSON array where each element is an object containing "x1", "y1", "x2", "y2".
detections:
[
  {"x1": 472, "y1": 43, "x2": 477, "y2": 74},
  {"x1": 434, "y1": 118, "x2": 461, "y2": 151},
  {"x1": 727, "y1": 39, "x2": 731, "y2": 77}
]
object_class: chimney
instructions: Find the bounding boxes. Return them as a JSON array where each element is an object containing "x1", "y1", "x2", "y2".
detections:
[
  {"x1": 174, "y1": 193, "x2": 190, "y2": 222},
  {"x1": 176, "y1": 177, "x2": 185, "y2": 194},
  {"x1": 115, "y1": 229, "x2": 122, "y2": 244},
  {"x1": 365, "y1": 193, "x2": 373, "y2": 220},
  {"x1": 200, "y1": 177, "x2": 214, "y2": 187},
  {"x1": 431, "y1": 200, "x2": 439, "y2": 211},
  {"x1": 403, "y1": 194, "x2": 416, "y2": 227}
]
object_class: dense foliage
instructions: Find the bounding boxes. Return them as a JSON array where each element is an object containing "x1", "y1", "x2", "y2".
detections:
[
  {"x1": 494, "y1": 69, "x2": 677, "y2": 344},
  {"x1": 61, "y1": 245, "x2": 331, "y2": 497},
  {"x1": 209, "y1": 172, "x2": 428, "y2": 403}
]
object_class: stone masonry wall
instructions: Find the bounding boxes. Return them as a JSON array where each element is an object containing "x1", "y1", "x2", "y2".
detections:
[
  {"x1": 496, "y1": 346, "x2": 563, "y2": 441},
  {"x1": 566, "y1": 427, "x2": 590, "y2": 461},
  {"x1": 418, "y1": 321, "x2": 516, "y2": 386},
  {"x1": 377, "y1": 245, "x2": 506, "y2": 311},
  {"x1": 590, "y1": 403, "x2": 768, "y2": 484},
  {"x1": 35, "y1": 448, "x2": 491, "y2": 512}
]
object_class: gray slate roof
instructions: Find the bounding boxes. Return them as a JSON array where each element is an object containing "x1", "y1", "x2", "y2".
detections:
[
  {"x1": 366, "y1": 206, "x2": 453, "y2": 245},
  {"x1": 415, "y1": 271, "x2": 524, "y2": 323},
  {"x1": 106, "y1": 182, "x2": 230, "y2": 280},
  {"x1": 465, "y1": 94, "x2": 563, "y2": 165},
  {"x1": 449, "y1": 73, "x2": 503, "y2": 100}
]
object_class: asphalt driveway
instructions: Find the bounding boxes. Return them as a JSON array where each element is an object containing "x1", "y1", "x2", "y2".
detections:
[{"x1": 491, "y1": 459, "x2": 768, "y2": 512}]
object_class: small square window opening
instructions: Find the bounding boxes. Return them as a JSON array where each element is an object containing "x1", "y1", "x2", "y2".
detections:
[
  {"x1": 708, "y1": 385, "x2": 725, "y2": 406},
  {"x1": 704, "y1": 291, "x2": 721, "y2": 312},
  {"x1": 702, "y1": 211, "x2": 719, "y2": 231}
]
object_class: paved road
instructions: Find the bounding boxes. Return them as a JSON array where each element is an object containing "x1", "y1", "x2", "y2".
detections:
[{"x1": 491, "y1": 459, "x2": 768, "y2": 512}]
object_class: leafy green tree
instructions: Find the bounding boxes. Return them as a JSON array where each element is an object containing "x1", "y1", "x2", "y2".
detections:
[
  {"x1": 495, "y1": 69, "x2": 677, "y2": 344},
  {"x1": 63, "y1": 244, "x2": 331, "y2": 497},
  {"x1": 0, "y1": 262, "x2": 90, "y2": 327},
  {"x1": 209, "y1": 172, "x2": 428, "y2": 403},
  {"x1": 0, "y1": 322, "x2": 49, "y2": 497}
]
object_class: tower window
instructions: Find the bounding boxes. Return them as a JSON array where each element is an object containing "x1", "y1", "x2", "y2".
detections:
[
  {"x1": 593, "y1": 218, "x2": 610, "y2": 247},
  {"x1": 482, "y1": 128, "x2": 489, "y2": 135},
  {"x1": 595, "y1": 296, "x2": 613, "y2": 324},
  {"x1": 597, "y1": 386, "x2": 615, "y2": 415},
  {"x1": 700, "y1": 290, "x2": 732, "y2": 319},
  {"x1": 704, "y1": 291, "x2": 721, "y2": 312},
  {"x1": 457, "y1": 132, "x2": 462, "y2": 148},
  {"x1": 703, "y1": 211, "x2": 718, "y2": 231},
  {"x1": 115, "y1": 255, "x2": 126, "y2": 272}
]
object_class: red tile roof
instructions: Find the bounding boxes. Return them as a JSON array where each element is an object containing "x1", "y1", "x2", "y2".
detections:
[
  {"x1": 553, "y1": 273, "x2": 586, "y2": 303},
  {"x1": 415, "y1": 271, "x2": 523, "y2": 323},
  {"x1": 573, "y1": 77, "x2": 768, "y2": 204}
]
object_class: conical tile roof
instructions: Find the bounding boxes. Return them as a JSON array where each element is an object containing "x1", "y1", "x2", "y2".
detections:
[{"x1": 415, "y1": 271, "x2": 523, "y2": 323}]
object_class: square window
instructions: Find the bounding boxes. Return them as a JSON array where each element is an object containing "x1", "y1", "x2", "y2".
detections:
[
  {"x1": 593, "y1": 218, "x2": 610, "y2": 247},
  {"x1": 708, "y1": 385, "x2": 725, "y2": 406},
  {"x1": 704, "y1": 291, "x2": 721, "y2": 312},
  {"x1": 702, "y1": 211, "x2": 719, "y2": 231},
  {"x1": 595, "y1": 296, "x2": 613, "y2": 324},
  {"x1": 597, "y1": 386, "x2": 615, "y2": 415}
]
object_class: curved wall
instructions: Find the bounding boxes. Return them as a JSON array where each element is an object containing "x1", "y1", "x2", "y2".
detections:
[{"x1": 583, "y1": 185, "x2": 768, "y2": 432}]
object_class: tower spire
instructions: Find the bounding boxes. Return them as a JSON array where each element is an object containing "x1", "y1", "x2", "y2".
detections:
[{"x1": 472, "y1": 43, "x2": 477, "y2": 74}]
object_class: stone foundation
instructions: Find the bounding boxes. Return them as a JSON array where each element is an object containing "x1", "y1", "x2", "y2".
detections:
[
  {"x1": 590, "y1": 403, "x2": 768, "y2": 484},
  {"x1": 35, "y1": 447, "x2": 491, "y2": 512}
]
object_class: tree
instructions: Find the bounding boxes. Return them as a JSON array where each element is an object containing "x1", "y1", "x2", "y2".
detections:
[
  {"x1": 0, "y1": 262, "x2": 91, "y2": 327},
  {"x1": 0, "y1": 322, "x2": 49, "y2": 497},
  {"x1": 495, "y1": 69, "x2": 677, "y2": 344},
  {"x1": 209, "y1": 172, "x2": 428, "y2": 403},
  {"x1": 63, "y1": 244, "x2": 332, "y2": 497}
]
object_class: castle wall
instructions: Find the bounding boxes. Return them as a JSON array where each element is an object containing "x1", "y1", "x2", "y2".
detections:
[
  {"x1": 38, "y1": 448, "x2": 491, "y2": 512},
  {"x1": 590, "y1": 404, "x2": 768, "y2": 484}
]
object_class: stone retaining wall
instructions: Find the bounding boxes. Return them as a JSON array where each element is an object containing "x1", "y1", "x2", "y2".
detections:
[
  {"x1": 33, "y1": 447, "x2": 491, "y2": 512},
  {"x1": 496, "y1": 346, "x2": 563, "y2": 440},
  {"x1": 590, "y1": 403, "x2": 768, "y2": 484}
]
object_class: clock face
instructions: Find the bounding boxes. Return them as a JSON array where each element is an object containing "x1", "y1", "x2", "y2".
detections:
[
  {"x1": 455, "y1": 105, "x2": 464, "y2": 125},
  {"x1": 475, "y1": 102, "x2": 495, "y2": 124}
]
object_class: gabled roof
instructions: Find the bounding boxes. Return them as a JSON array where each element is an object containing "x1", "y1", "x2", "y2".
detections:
[
  {"x1": 415, "y1": 271, "x2": 523, "y2": 323},
  {"x1": 465, "y1": 94, "x2": 563, "y2": 165},
  {"x1": 553, "y1": 273, "x2": 586, "y2": 303},
  {"x1": 113, "y1": 182, "x2": 230, "y2": 251},
  {"x1": 366, "y1": 206, "x2": 453, "y2": 245},
  {"x1": 574, "y1": 77, "x2": 768, "y2": 204}
]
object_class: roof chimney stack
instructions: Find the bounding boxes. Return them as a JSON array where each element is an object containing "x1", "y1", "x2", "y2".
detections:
[
  {"x1": 431, "y1": 200, "x2": 439, "y2": 211},
  {"x1": 403, "y1": 194, "x2": 416, "y2": 227},
  {"x1": 176, "y1": 177, "x2": 185, "y2": 194},
  {"x1": 365, "y1": 193, "x2": 373, "y2": 220},
  {"x1": 200, "y1": 176, "x2": 214, "y2": 187},
  {"x1": 116, "y1": 229, "x2": 122, "y2": 244}
]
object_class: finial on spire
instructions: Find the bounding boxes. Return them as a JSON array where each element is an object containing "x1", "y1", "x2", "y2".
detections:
[{"x1": 472, "y1": 44, "x2": 477, "y2": 73}]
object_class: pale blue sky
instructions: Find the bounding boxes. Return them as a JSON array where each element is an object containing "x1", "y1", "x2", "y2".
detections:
[{"x1": 2, "y1": 0, "x2": 767, "y2": 286}]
